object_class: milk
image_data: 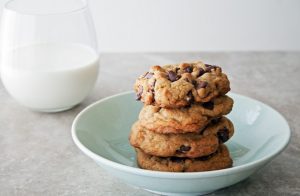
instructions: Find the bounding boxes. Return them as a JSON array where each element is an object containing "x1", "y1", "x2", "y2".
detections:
[{"x1": 1, "y1": 43, "x2": 99, "y2": 111}]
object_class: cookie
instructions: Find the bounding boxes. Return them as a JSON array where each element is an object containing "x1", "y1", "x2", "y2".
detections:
[
  {"x1": 134, "y1": 61, "x2": 230, "y2": 108},
  {"x1": 130, "y1": 117, "x2": 234, "y2": 158},
  {"x1": 139, "y1": 95, "x2": 233, "y2": 133},
  {"x1": 136, "y1": 144, "x2": 232, "y2": 172}
]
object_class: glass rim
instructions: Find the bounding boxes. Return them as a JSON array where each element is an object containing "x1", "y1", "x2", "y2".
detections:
[{"x1": 4, "y1": 0, "x2": 88, "y2": 16}]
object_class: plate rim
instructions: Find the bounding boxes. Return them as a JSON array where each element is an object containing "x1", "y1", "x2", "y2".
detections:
[{"x1": 71, "y1": 91, "x2": 291, "y2": 179}]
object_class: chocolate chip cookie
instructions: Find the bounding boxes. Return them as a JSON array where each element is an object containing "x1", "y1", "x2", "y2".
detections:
[
  {"x1": 134, "y1": 61, "x2": 230, "y2": 108},
  {"x1": 136, "y1": 144, "x2": 232, "y2": 172},
  {"x1": 139, "y1": 95, "x2": 233, "y2": 133},
  {"x1": 130, "y1": 117, "x2": 234, "y2": 158}
]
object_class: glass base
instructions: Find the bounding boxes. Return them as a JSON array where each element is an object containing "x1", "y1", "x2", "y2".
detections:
[{"x1": 30, "y1": 104, "x2": 78, "y2": 113}]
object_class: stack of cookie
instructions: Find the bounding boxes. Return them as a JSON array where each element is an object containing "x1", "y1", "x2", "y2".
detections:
[{"x1": 129, "y1": 61, "x2": 234, "y2": 172}]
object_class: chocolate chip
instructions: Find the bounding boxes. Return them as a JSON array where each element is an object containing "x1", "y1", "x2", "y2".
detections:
[
  {"x1": 197, "y1": 68, "x2": 205, "y2": 77},
  {"x1": 176, "y1": 145, "x2": 191, "y2": 153},
  {"x1": 211, "y1": 117, "x2": 221, "y2": 124},
  {"x1": 217, "y1": 127, "x2": 229, "y2": 143},
  {"x1": 170, "y1": 156, "x2": 184, "y2": 163},
  {"x1": 135, "y1": 86, "x2": 143, "y2": 100},
  {"x1": 151, "y1": 79, "x2": 156, "y2": 90},
  {"x1": 186, "y1": 91, "x2": 194, "y2": 103},
  {"x1": 168, "y1": 71, "x2": 179, "y2": 82},
  {"x1": 178, "y1": 145, "x2": 191, "y2": 152},
  {"x1": 205, "y1": 64, "x2": 220, "y2": 72},
  {"x1": 144, "y1": 72, "x2": 154, "y2": 79},
  {"x1": 202, "y1": 101, "x2": 214, "y2": 110},
  {"x1": 150, "y1": 80, "x2": 156, "y2": 102},
  {"x1": 184, "y1": 66, "x2": 193, "y2": 73},
  {"x1": 196, "y1": 81, "x2": 208, "y2": 89},
  {"x1": 175, "y1": 67, "x2": 180, "y2": 73},
  {"x1": 206, "y1": 66, "x2": 216, "y2": 72},
  {"x1": 136, "y1": 94, "x2": 141, "y2": 100}
]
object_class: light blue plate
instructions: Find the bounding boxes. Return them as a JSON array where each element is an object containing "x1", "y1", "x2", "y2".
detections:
[{"x1": 72, "y1": 92, "x2": 290, "y2": 195}]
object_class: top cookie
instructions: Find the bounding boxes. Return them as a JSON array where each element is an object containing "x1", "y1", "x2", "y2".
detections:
[{"x1": 134, "y1": 61, "x2": 230, "y2": 108}]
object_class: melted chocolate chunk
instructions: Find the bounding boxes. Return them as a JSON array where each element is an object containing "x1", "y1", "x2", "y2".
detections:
[
  {"x1": 177, "y1": 145, "x2": 191, "y2": 153},
  {"x1": 211, "y1": 117, "x2": 222, "y2": 124},
  {"x1": 197, "y1": 68, "x2": 205, "y2": 77},
  {"x1": 196, "y1": 81, "x2": 208, "y2": 89},
  {"x1": 217, "y1": 127, "x2": 229, "y2": 143},
  {"x1": 186, "y1": 91, "x2": 194, "y2": 104},
  {"x1": 151, "y1": 79, "x2": 156, "y2": 90},
  {"x1": 206, "y1": 66, "x2": 216, "y2": 72},
  {"x1": 135, "y1": 86, "x2": 143, "y2": 100},
  {"x1": 168, "y1": 71, "x2": 179, "y2": 82},
  {"x1": 192, "y1": 80, "x2": 197, "y2": 86},
  {"x1": 136, "y1": 94, "x2": 142, "y2": 101},
  {"x1": 205, "y1": 64, "x2": 220, "y2": 72},
  {"x1": 144, "y1": 72, "x2": 154, "y2": 79},
  {"x1": 184, "y1": 66, "x2": 193, "y2": 73},
  {"x1": 202, "y1": 101, "x2": 214, "y2": 110}
]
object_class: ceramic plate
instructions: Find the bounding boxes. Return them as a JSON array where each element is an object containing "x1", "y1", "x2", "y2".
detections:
[{"x1": 72, "y1": 92, "x2": 290, "y2": 195}]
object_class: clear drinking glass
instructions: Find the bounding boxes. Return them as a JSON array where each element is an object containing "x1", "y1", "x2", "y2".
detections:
[{"x1": 0, "y1": 0, "x2": 99, "y2": 112}]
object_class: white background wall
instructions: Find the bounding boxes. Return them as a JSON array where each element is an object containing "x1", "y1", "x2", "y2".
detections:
[{"x1": 1, "y1": 0, "x2": 300, "y2": 52}]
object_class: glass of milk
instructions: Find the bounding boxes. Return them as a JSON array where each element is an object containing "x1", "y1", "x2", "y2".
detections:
[{"x1": 0, "y1": 0, "x2": 99, "y2": 112}]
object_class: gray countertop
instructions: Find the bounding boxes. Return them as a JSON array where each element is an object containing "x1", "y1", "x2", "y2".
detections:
[{"x1": 1, "y1": 52, "x2": 299, "y2": 195}]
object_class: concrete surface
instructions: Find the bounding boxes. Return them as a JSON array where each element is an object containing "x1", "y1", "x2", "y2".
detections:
[{"x1": 0, "y1": 52, "x2": 299, "y2": 195}]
